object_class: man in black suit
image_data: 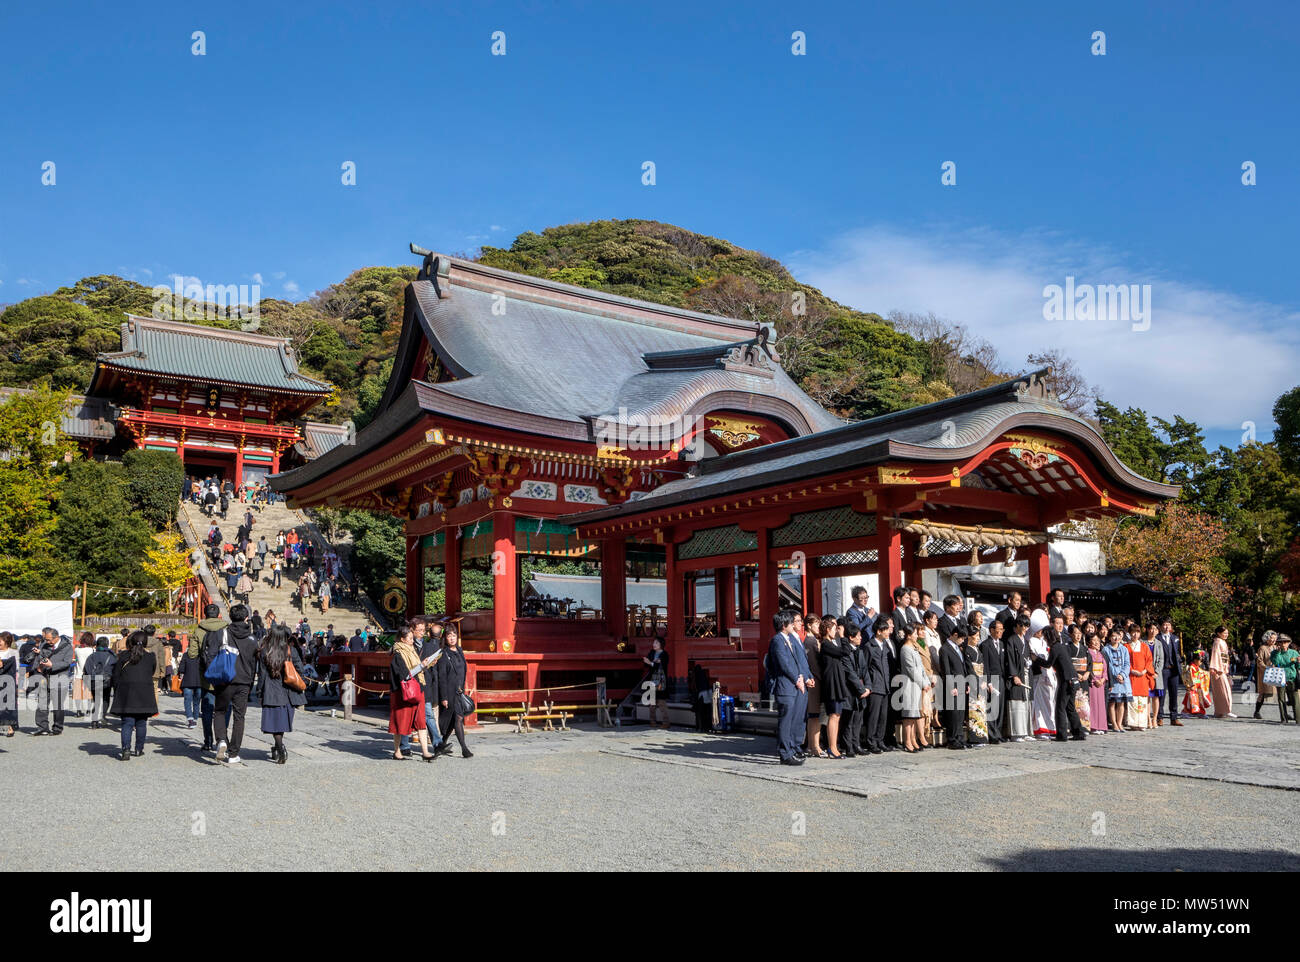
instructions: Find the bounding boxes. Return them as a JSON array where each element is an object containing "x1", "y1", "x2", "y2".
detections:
[
  {"x1": 863, "y1": 616, "x2": 894, "y2": 753},
  {"x1": 904, "y1": 588, "x2": 923, "y2": 626},
  {"x1": 889, "y1": 585, "x2": 911, "y2": 637},
  {"x1": 938, "y1": 594, "x2": 965, "y2": 645},
  {"x1": 1003, "y1": 613, "x2": 1032, "y2": 740},
  {"x1": 979, "y1": 617, "x2": 1007, "y2": 744},
  {"x1": 840, "y1": 624, "x2": 870, "y2": 756},
  {"x1": 938, "y1": 622, "x2": 970, "y2": 749},
  {"x1": 883, "y1": 588, "x2": 909, "y2": 748},
  {"x1": 995, "y1": 591, "x2": 1023, "y2": 635},
  {"x1": 1040, "y1": 622, "x2": 1086, "y2": 741},
  {"x1": 1046, "y1": 589, "x2": 1066, "y2": 624},
  {"x1": 1156, "y1": 618, "x2": 1183, "y2": 726}
]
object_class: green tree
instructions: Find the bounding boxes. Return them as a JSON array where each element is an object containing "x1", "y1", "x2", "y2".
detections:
[
  {"x1": 1272, "y1": 385, "x2": 1300, "y2": 474},
  {"x1": 122, "y1": 449, "x2": 184, "y2": 529},
  {"x1": 53, "y1": 460, "x2": 156, "y2": 611},
  {"x1": 1186, "y1": 442, "x2": 1300, "y2": 643},
  {"x1": 0, "y1": 386, "x2": 76, "y2": 596}
]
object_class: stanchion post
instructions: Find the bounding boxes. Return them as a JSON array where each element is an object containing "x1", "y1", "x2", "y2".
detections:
[
  {"x1": 596, "y1": 677, "x2": 611, "y2": 727},
  {"x1": 343, "y1": 672, "x2": 353, "y2": 721}
]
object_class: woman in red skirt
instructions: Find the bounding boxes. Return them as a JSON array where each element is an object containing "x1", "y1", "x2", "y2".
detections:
[{"x1": 389, "y1": 626, "x2": 437, "y2": 761}]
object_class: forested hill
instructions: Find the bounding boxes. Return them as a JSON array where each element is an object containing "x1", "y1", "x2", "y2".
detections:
[{"x1": 0, "y1": 219, "x2": 1026, "y2": 428}]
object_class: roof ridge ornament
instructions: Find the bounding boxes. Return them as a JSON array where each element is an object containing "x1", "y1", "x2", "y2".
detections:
[
  {"x1": 411, "y1": 243, "x2": 452, "y2": 299},
  {"x1": 1013, "y1": 369, "x2": 1059, "y2": 404},
  {"x1": 721, "y1": 323, "x2": 780, "y2": 379}
]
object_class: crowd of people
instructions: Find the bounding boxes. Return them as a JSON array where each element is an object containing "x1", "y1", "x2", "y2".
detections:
[
  {"x1": 762, "y1": 585, "x2": 1299, "y2": 766},
  {"x1": 184, "y1": 474, "x2": 279, "y2": 518},
  {"x1": 0, "y1": 609, "x2": 396, "y2": 763},
  {"x1": 5, "y1": 583, "x2": 1297, "y2": 769},
  {"x1": 199, "y1": 512, "x2": 357, "y2": 613}
]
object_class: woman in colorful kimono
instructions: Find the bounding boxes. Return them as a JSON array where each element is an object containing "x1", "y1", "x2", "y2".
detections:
[
  {"x1": 1102, "y1": 629, "x2": 1131, "y2": 732},
  {"x1": 1027, "y1": 609, "x2": 1057, "y2": 740},
  {"x1": 962, "y1": 631, "x2": 989, "y2": 746},
  {"x1": 1064, "y1": 624, "x2": 1092, "y2": 733},
  {"x1": 1182, "y1": 651, "x2": 1211, "y2": 716},
  {"x1": 1208, "y1": 626, "x2": 1235, "y2": 718},
  {"x1": 1127, "y1": 631, "x2": 1154, "y2": 729},
  {"x1": 1086, "y1": 631, "x2": 1109, "y2": 734}
]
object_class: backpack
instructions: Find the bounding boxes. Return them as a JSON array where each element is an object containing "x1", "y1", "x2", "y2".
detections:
[{"x1": 202, "y1": 627, "x2": 238, "y2": 685}]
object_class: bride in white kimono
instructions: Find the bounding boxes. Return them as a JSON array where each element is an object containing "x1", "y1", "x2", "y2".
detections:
[{"x1": 1027, "y1": 608, "x2": 1058, "y2": 739}]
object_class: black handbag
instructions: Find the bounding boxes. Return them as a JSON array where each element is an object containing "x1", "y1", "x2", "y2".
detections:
[{"x1": 455, "y1": 691, "x2": 476, "y2": 715}]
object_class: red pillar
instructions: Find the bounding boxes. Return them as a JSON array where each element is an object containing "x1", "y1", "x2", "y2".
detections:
[
  {"x1": 602, "y1": 537, "x2": 627, "y2": 639},
  {"x1": 492, "y1": 511, "x2": 517, "y2": 647},
  {"x1": 756, "y1": 528, "x2": 777, "y2": 692},
  {"x1": 234, "y1": 446, "x2": 245, "y2": 486},
  {"x1": 270, "y1": 446, "x2": 280, "y2": 475},
  {"x1": 405, "y1": 534, "x2": 424, "y2": 618},
  {"x1": 443, "y1": 526, "x2": 461, "y2": 616},
  {"x1": 664, "y1": 531, "x2": 689, "y2": 700},
  {"x1": 1027, "y1": 541, "x2": 1051, "y2": 607},
  {"x1": 807, "y1": 572, "x2": 823, "y2": 618},
  {"x1": 875, "y1": 516, "x2": 903, "y2": 611},
  {"x1": 716, "y1": 566, "x2": 734, "y2": 635},
  {"x1": 903, "y1": 534, "x2": 923, "y2": 592}
]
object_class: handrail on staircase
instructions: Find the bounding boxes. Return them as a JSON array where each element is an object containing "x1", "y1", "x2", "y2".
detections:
[{"x1": 175, "y1": 500, "x2": 228, "y2": 618}]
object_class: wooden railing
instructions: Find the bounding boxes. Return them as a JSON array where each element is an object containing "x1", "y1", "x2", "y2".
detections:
[{"x1": 119, "y1": 407, "x2": 302, "y2": 441}]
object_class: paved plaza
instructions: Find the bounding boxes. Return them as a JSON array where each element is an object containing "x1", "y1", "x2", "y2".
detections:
[{"x1": 5, "y1": 693, "x2": 1299, "y2": 871}]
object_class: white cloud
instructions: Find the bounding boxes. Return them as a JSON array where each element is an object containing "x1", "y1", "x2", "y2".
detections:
[
  {"x1": 283, "y1": 280, "x2": 300, "y2": 296},
  {"x1": 785, "y1": 225, "x2": 1300, "y2": 431},
  {"x1": 272, "y1": 271, "x2": 286, "y2": 280},
  {"x1": 490, "y1": 225, "x2": 503, "y2": 232},
  {"x1": 251, "y1": 272, "x2": 264, "y2": 285}
]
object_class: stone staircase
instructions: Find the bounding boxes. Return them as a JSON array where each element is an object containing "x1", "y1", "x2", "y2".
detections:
[{"x1": 185, "y1": 496, "x2": 383, "y2": 634}]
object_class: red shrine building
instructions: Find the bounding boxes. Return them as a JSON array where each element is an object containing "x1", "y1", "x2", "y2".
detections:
[
  {"x1": 270, "y1": 248, "x2": 1179, "y2": 709},
  {"x1": 85, "y1": 315, "x2": 337, "y2": 485}
]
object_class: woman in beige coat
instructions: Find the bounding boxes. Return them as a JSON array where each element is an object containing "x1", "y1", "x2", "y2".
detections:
[{"x1": 1254, "y1": 631, "x2": 1277, "y2": 718}]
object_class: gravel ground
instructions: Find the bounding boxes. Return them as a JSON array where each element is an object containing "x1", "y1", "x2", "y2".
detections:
[{"x1": 4, "y1": 697, "x2": 1298, "y2": 871}]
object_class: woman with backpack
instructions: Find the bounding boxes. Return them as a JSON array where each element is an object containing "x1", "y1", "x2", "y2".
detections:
[
  {"x1": 83, "y1": 636, "x2": 117, "y2": 729},
  {"x1": 177, "y1": 631, "x2": 205, "y2": 730},
  {"x1": 257, "y1": 623, "x2": 307, "y2": 764},
  {"x1": 110, "y1": 631, "x2": 157, "y2": 761}
]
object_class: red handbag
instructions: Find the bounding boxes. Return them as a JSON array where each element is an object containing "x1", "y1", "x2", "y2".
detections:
[{"x1": 399, "y1": 676, "x2": 423, "y2": 705}]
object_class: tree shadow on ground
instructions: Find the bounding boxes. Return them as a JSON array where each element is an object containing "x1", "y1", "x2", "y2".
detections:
[{"x1": 982, "y1": 848, "x2": 1300, "y2": 871}]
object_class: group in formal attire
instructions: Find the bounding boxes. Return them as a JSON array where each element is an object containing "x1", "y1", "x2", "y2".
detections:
[{"x1": 762, "y1": 583, "x2": 1278, "y2": 765}]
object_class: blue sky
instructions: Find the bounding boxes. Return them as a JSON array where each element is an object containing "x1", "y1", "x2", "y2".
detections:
[{"x1": 1, "y1": 1, "x2": 1296, "y2": 449}]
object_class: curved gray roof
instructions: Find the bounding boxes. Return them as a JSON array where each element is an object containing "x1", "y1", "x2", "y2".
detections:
[
  {"x1": 93, "y1": 315, "x2": 330, "y2": 395},
  {"x1": 565, "y1": 372, "x2": 1181, "y2": 526},
  {"x1": 391, "y1": 257, "x2": 842, "y2": 443}
]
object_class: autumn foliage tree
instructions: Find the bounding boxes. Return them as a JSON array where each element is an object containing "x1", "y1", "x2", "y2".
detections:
[{"x1": 1095, "y1": 502, "x2": 1231, "y2": 644}]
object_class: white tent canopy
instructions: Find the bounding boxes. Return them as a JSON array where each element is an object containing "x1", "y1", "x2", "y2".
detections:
[{"x1": 0, "y1": 599, "x2": 75, "y2": 638}]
